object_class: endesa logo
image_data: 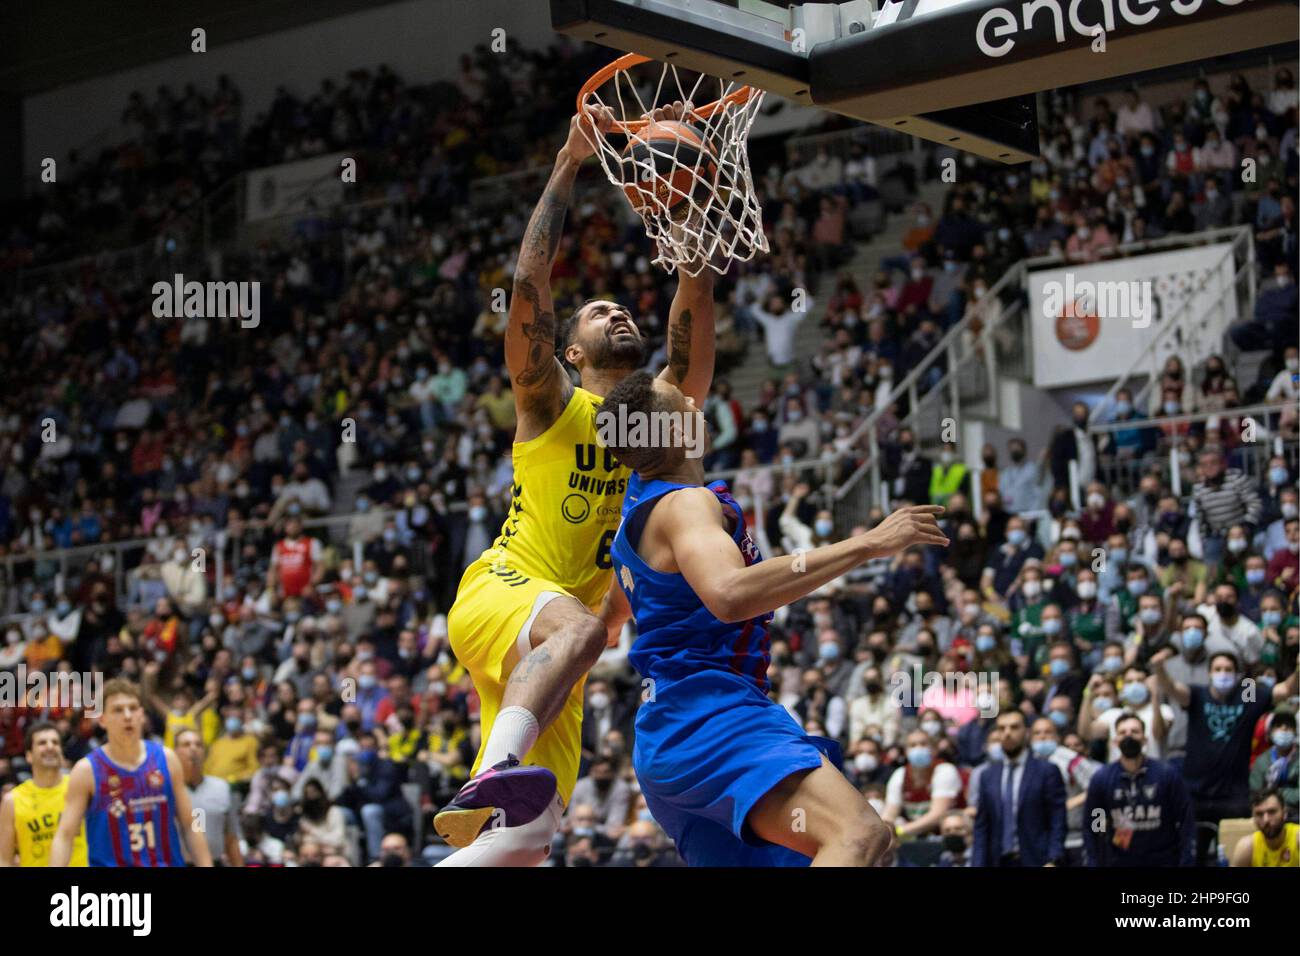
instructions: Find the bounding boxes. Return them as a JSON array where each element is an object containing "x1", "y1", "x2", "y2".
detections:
[{"x1": 976, "y1": 0, "x2": 1252, "y2": 58}]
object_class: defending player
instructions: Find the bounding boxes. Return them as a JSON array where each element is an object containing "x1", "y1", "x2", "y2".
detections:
[
  {"x1": 0, "y1": 722, "x2": 88, "y2": 866},
  {"x1": 51, "y1": 679, "x2": 211, "y2": 867},
  {"x1": 433, "y1": 103, "x2": 717, "y2": 865},
  {"x1": 602, "y1": 370, "x2": 949, "y2": 865}
]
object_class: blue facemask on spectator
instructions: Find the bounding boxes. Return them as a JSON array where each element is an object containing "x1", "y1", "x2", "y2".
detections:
[
  {"x1": 1261, "y1": 610, "x2": 1282, "y2": 628},
  {"x1": 1246, "y1": 569, "x2": 1265, "y2": 586},
  {"x1": 1043, "y1": 620, "x2": 1063, "y2": 637},
  {"x1": 1139, "y1": 607, "x2": 1162, "y2": 626},
  {"x1": 1048, "y1": 710, "x2": 1069, "y2": 729},
  {"x1": 1181, "y1": 627, "x2": 1204, "y2": 650},
  {"x1": 1211, "y1": 672, "x2": 1237, "y2": 694},
  {"x1": 1111, "y1": 547, "x2": 1128, "y2": 563},
  {"x1": 317, "y1": 745, "x2": 334, "y2": 763},
  {"x1": 1059, "y1": 552, "x2": 1077, "y2": 567},
  {"x1": 1127, "y1": 580, "x2": 1147, "y2": 596},
  {"x1": 1273, "y1": 730, "x2": 1296, "y2": 750},
  {"x1": 819, "y1": 642, "x2": 840, "y2": 661},
  {"x1": 1031, "y1": 740, "x2": 1057, "y2": 758},
  {"x1": 906, "y1": 747, "x2": 932, "y2": 768},
  {"x1": 1101, "y1": 656, "x2": 1123, "y2": 673},
  {"x1": 1121, "y1": 682, "x2": 1149, "y2": 706},
  {"x1": 1007, "y1": 529, "x2": 1026, "y2": 546},
  {"x1": 814, "y1": 519, "x2": 833, "y2": 538},
  {"x1": 976, "y1": 635, "x2": 996, "y2": 653},
  {"x1": 1093, "y1": 697, "x2": 1114, "y2": 713},
  {"x1": 1270, "y1": 466, "x2": 1289, "y2": 486}
]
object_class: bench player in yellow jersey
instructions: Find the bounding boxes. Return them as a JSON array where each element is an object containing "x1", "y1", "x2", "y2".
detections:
[
  {"x1": 434, "y1": 102, "x2": 717, "y2": 866},
  {"x1": 0, "y1": 722, "x2": 87, "y2": 866},
  {"x1": 1230, "y1": 788, "x2": 1299, "y2": 867}
]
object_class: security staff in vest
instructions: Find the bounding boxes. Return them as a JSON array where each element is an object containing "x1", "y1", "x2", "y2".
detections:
[{"x1": 929, "y1": 442, "x2": 969, "y2": 508}]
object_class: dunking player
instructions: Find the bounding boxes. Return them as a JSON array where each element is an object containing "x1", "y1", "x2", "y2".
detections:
[
  {"x1": 0, "y1": 722, "x2": 88, "y2": 866},
  {"x1": 51, "y1": 679, "x2": 211, "y2": 867},
  {"x1": 602, "y1": 371, "x2": 949, "y2": 865},
  {"x1": 434, "y1": 104, "x2": 717, "y2": 865}
]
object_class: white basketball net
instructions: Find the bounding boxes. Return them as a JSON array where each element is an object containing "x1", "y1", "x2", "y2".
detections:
[{"x1": 580, "y1": 60, "x2": 768, "y2": 277}]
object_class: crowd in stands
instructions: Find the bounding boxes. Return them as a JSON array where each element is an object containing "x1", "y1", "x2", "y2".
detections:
[{"x1": 0, "y1": 41, "x2": 1296, "y2": 866}]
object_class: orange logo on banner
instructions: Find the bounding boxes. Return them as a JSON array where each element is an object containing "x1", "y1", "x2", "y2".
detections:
[{"x1": 1054, "y1": 298, "x2": 1100, "y2": 351}]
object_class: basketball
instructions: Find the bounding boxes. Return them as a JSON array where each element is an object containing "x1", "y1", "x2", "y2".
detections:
[{"x1": 620, "y1": 120, "x2": 718, "y2": 222}]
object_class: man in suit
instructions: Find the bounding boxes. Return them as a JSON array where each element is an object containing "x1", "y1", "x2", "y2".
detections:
[{"x1": 973, "y1": 710, "x2": 1067, "y2": 866}]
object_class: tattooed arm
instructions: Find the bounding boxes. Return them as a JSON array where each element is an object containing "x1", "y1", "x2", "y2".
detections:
[
  {"x1": 657, "y1": 268, "x2": 716, "y2": 407},
  {"x1": 506, "y1": 109, "x2": 608, "y2": 440}
]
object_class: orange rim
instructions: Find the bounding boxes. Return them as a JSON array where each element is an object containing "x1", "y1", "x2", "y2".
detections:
[{"x1": 577, "y1": 53, "x2": 756, "y2": 134}]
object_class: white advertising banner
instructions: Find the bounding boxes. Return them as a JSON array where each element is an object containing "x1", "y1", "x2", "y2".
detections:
[
  {"x1": 1028, "y1": 242, "x2": 1238, "y2": 389},
  {"x1": 244, "y1": 152, "x2": 348, "y2": 222}
]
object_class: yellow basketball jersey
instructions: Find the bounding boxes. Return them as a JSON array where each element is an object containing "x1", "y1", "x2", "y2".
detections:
[
  {"x1": 486, "y1": 386, "x2": 630, "y2": 610},
  {"x1": 12, "y1": 777, "x2": 88, "y2": 867},
  {"x1": 1252, "y1": 823, "x2": 1299, "y2": 867}
]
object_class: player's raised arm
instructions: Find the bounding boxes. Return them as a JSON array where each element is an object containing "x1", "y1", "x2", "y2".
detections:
[
  {"x1": 660, "y1": 492, "x2": 948, "y2": 624},
  {"x1": 506, "y1": 107, "x2": 611, "y2": 430},
  {"x1": 658, "y1": 268, "x2": 716, "y2": 407},
  {"x1": 166, "y1": 747, "x2": 213, "y2": 866},
  {"x1": 642, "y1": 101, "x2": 717, "y2": 406},
  {"x1": 49, "y1": 758, "x2": 93, "y2": 867}
]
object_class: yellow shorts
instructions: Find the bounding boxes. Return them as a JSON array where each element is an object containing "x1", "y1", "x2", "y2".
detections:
[{"x1": 447, "y1": 555, "x2": 589, "y2": 806}]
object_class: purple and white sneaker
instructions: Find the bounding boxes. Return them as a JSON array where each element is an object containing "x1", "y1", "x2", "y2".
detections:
[{"x1": 433, "y1": 755, "x2": 557, "y2": 848}]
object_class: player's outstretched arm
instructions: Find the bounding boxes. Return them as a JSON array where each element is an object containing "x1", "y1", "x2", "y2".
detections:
[
  {"x1": 49, "y1": 758, "x2": 93, "y2": 867},
  {"x1": 506, "y1": 107, "x2": 611, "y2": 434},
  {"x1": 166, "y1": 747, "x2": 213, "y2": 866},
  {"x1": 663, "y1": 492, "x2": 948, "y2": 624}
]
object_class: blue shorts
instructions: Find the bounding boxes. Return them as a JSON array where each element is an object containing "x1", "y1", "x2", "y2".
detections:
[{"x1": 633, "y1": 670, "x2": 841, "y2": 867}]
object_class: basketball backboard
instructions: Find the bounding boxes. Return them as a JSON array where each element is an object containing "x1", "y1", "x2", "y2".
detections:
[{"x1": 551, "y1": 0, "x2": 1300, "y2": 163}]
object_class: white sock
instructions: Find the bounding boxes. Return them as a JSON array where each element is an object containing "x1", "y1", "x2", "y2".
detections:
[{"x1": 479, "y1": 705, "x2": 540, "y2": 770}]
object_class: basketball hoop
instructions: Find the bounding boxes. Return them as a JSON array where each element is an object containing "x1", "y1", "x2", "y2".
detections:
[{"x1": 577, "y1": 54, "x2": 768, "y2": 277}]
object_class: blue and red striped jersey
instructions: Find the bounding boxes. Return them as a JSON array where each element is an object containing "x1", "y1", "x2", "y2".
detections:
[
  {"x1": 612, "y1": 475, "x2": 772, "y2": 692},
  {"x1": 86, "y1": 739, "x2": 185, "y2": 867}
]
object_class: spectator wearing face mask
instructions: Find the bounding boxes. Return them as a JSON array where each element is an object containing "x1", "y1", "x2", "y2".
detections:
[
  {"x1": 569, "y1": 758, "x2": 632, "y2": 839},
  {"x1": 1083, "y1": 712, "x2": 1195, "y2": 866},
  {"x1": 849, "y1": 668, "x2": 900, "y2": 748},
  {"x1": 1156, "y1": 537, "x2": 1207, "y2": 611},
  {"x1": 294, "y1": 728, "x2": 349, "y2": 801},
  {"x1": 1249, "y1": 712, "x2": 1298, "y2": 819},
  {"x1": 1090, "y1": 664, "x2": 1176, "y2": 763},
  {"x1": 1031, "y1": 715, "x2": 1101, "y2": 865},
  {"x1": 997, "y1": 439, "x2": 1048, "y2": 515},
  {"x1": 1198, "y1": 582, "x2": 1263, "y2": 666},
  {"x1": 1260, "y1": 455, "x2": 1296, "y2": 529},
  {"x1": 882, "y1": 729, "x2": 963, "y2": 838},
  {"x1": 205, "y1": 707, "x2": 259, "y2": 788},
  {"x1": 1106, "y1": 565, "x2": 1159, "y2": 644},
  {"x1": 972, "y1": 710, "x2": 1066, "y2": 867},
  {"x1": 885, "y1": 429, "x2": 934, "y2": 506},
  {"x1": 1151, "y1": 648, "x2": 1300, "y2": 863},
  {"x1": 1127, "y1": 592, "x2": 1176, "y2": 665},
  {"x1": 1192, "y1": 449, "x2": 1262, "y2": 566},
  {"x1": 936, "y1": 810, "x2": 973, "y2": 867},
  {"x1": 1231, "y1": 262, "x2": 1299, "y2": 353},
  {"x1": 983, "y1": 516, "x2": 1044, "y2": 600}
]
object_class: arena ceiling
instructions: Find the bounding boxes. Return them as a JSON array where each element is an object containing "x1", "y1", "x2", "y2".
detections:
[{"x1": 0, "y1": 0, "x2": 405, "y2": 97}]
